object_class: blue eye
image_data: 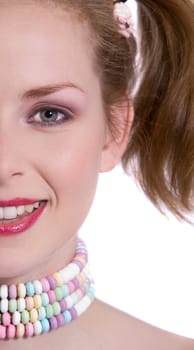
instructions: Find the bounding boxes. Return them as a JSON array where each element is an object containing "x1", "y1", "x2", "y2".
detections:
[{"x1": 28, "y1": 107, "x2": 73, "y2": 127}]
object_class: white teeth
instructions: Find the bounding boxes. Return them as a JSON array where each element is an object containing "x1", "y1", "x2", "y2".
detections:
[
  {"x1": 0, "y1": 201, "x2": 41, "y2": 220},
  {"x1": 4, "y1": 207, "x2": 17, "y2": 219},
  {"x1": 25, "y1": 205, "x2": 34, "y2": 213},
  {"x1": 17, "y1": 206, "x2": 25, "y2": 216}
]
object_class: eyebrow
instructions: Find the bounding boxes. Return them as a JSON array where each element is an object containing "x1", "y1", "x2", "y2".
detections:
[{"x1": 22, "y1": 82, "x2": 85, "y2": 99}]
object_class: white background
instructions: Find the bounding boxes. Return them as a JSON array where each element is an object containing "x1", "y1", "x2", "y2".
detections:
[{"x1": 80, "y1": 165, "x2": 194, "y2": 339}]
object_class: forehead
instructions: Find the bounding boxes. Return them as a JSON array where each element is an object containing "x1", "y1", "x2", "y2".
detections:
[{"x1": 0, "y1": 2, "x2": 99, "y2": 96}]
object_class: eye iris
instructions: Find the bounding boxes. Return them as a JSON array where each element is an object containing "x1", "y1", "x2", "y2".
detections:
[{"x1": 41, "y1": 110, "x2": 58, "y2": 122}]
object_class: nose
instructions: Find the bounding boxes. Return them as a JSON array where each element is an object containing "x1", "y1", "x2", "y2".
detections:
[{"x1": 0, "y1": 126, "x2": 24, "y2": 185}]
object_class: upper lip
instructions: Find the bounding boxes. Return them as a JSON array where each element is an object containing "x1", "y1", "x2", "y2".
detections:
[{"x1": 0, "y1": 198, "x2": 44, "y2": 207}]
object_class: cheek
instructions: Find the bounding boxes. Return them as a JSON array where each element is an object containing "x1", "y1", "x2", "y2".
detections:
[{"x1": 37, "y1": 126, "x2": 105, "y2": 208}]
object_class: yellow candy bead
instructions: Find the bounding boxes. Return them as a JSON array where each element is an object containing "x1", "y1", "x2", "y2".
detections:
[
  {"x1": 33, "y1": 295, "x2": 42, "y2": 309},
  {"x1": 30, "y1": 309, "x2": 38, "y2": 323},
  {"x1": 53, "y1": 272, "x2": 63, "y2": 286}
]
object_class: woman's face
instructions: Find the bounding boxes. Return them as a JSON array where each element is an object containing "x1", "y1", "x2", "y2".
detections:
[{"x1": 0, "y1": 2, "x2": 116, "y2": 282}]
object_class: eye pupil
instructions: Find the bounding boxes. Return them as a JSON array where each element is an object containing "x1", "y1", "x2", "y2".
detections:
[{"x1": 41, "y1": 110, "x2": 57, "y2": 121}]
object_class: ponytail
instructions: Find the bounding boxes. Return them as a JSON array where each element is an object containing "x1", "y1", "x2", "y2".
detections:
[{"x1": 122, "y1": 0, "x2": 194, "y2": 223}]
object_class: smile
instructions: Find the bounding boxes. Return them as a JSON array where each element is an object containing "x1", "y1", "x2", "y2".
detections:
[{"x1": 0, "y1": 200, "x2": 47, "y2": 236}]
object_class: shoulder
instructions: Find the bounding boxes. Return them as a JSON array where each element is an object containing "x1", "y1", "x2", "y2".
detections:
[{"x1": 82, "y1": 299, "x2": 194, "y2": 350}]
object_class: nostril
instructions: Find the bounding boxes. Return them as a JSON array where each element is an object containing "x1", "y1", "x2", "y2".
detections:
[{"x1": 12, "y1": 172, "x2": 23, "y2": 177}]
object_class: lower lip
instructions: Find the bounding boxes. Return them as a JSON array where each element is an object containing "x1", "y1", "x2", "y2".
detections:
[{"x1": 0, "y1": 202, "x2": 46, "y2": 236}]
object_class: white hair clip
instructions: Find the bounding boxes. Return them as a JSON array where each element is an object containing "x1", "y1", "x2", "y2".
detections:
[{"x1": 113, "y1": 1, "x2": 133, "y2": 38}]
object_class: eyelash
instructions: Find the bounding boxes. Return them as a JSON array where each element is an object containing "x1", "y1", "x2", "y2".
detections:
[{"x1": 27, "y1": 106, "x2": 74, "y2": 128}]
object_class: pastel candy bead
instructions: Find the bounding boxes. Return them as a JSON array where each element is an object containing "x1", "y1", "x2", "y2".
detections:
[
  {"x1": 8, "y1": 299, "x2": 17, "y2": 313},
  {"x1": 0, "y1": 325, "x2": 6, "y2": 339},
  {"x1": 40, "y1": 318, "x2": 50, "y2": 333},
  {"x1": 55, "y1": 287, "x2": 63, "y2": 301},
  {"x1": 33, "y1": 320, "x2": 42, "y2": 336},
  {"x1": 61, "y1": 284, "x2": 69, "y2": 298},
  {"x1": 38, "y1": 306, "x2": 46, "y2": 321},
  {"x1": 17, "y1": 298, "x2": 25, "y2": 312},
  {"x1": 41, "y1": 293, "x2": 49, "y2": 306},
  {"x1": 8, "y1": 285, "x2": 17, "y2": 299},
  {"x1": 65, "y1": 295, "x2": 74, "y2": 309},
  {"x1": 71, "y1": 292, "x2": 78, "y2": 305},
  {"x1": 12, "y1": 311, "x2": 21, "y2": 325},
  {"x1": 2, "y1": 312, "x2": 11, "y2": 326},
  {"x1": 46, "y1": 304, "x2": 54, "y2": 318},
  {"x1": 1, "y1": 298, "x2": 8, "y2": 313},
  {"x1": 7, "y1": 324, "x2": 16, "y2": 339},
  {"x1": 33, "y1": 295, "x2": 42, "y2": 309},
  {"x1": 33, "y1": 280, "x2": 43, "y2": 295},
  {"x1": 40, "y1": 278, "x2": 50, "y2": 292},
  {"x1": 25, "y1": 322, "x2": 34, "y2": 337},
  {"x1": 53, "y1": 272, "x2": 63, "y2": 286},
  {"x1": 48, "y1": 290, "x2": 56, "y2": 304},
  {"x1": 47, "y1": 276, "x2": 57, "y2": 290},
  {"x1": 67, "y1": 281, "x2": 76, "y2": 294},
  {"x1": 25, "y1": 296, "x2": 34, "y2": 311},
  {"x1": 16, "y1": 323, "x2": 25, "y2": 338},
  {"x1": 59, "y1": 299, "x2": 67, "y2": 312},
  {"x1": 70, "y1": 307, "x2": 77, "y2": 320},
  {"x1": 21, "y1": 310, "x2": 30, "y2": 324},
  {"x1": 52, "y1": 301, "x2": 61, "y2": 316},
  {"x1": 56, "y1": 314, "x2": 65, "y2": 327},
  {"x1": 63, "y1": 310, "x2": 72, "y2": 324},
  {"x1": 26, "y1": 282, "x2": 35, "y2": 297},
  {"x1": 0, "y1": 285, "x2": 8, "y2": 299},
  {"x1": 18, "y1": 283, "x2": 26, "y2": 298},
  {"x1": 49, "y1": 316, "x2": 58, "y2": 330},
  {"x1": 30, "y1": 308, "x2": 38, "y2": 323}
]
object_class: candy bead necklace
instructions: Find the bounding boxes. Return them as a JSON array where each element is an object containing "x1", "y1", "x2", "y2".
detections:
[{"x1": 0, "y1": 238, "x2": 95, "y2": 340}]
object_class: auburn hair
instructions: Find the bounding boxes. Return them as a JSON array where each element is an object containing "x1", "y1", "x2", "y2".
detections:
[{"x1": 37, "y1": 0, "x2": 194, "y2": 223}]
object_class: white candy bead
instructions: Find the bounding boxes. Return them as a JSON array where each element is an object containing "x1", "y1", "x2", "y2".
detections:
[
  {"x1": 17, "y1": 298, "x2": 25, "y2": 312},
  {"x1": 0, "y1": 298, "x2": 8, "y2": 313},
  {"x1": 12, "y1": 311, "x2": 21, "y2": 325},
  {"x1": 33, "y1": 320, "x2": 42, "y2": 336},
  {"x1": 65, "y1": 295, "x2": 74, "y2": 309},
  {"x1": 0, "y1": 285, "x2": 8, "y2": 299},
  {"x1": 74, "y1": 295, "x2": 91, "y2": 317},
  {"x1": 60, "y1": 263, "x2": 80, "y2": 283}
]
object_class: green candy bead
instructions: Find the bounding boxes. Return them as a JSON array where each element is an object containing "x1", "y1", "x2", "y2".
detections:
[
  {"x1": 8, "y1": 299, "x2": 17, "y2": 313},
  {"x1": 52, "y1": 302, "x2": 61, "y2": 316},
  {"x1": 21, "y1": 310, "x2": 30, "y2": 324},
  {"x1": 46, "y1": 304, "x2": 54, "y2": 318},
  {"x1": 55, "y1": 287, "x2": 63, "y2": 301}
]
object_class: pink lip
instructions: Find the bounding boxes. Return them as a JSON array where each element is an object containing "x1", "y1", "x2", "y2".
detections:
[
  {"x1": 0, "y1": 201, "x2": 47, "y2": 236},
  {"x1": 0, "y1": 198, "x2": 41, "y2": 207}
]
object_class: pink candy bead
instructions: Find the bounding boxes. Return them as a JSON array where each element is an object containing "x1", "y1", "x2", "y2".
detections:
[
  {"x1": 48, "y1": 290, "x2": 56, "y2": 304},
  {"x1": 7, "y1": 324, "x2": 16, "y2": 339},
  {"x1": 40, "y1": 278, "x2": 50, "y2": 292},
  {"x1": 25, "y1": 297, "x2": 34, "y2": 311},
  {"x1": 2, "y1": 312, "x2": 11, "y2": 326},
  {"x1": 25, "y1": 322, "x2": 34, "y2": 337},
  {"x1": 67, "y1": 281, "x2": 76, "y2": 294},
  {"x1": 0, "y1": 325, "x2": 6, "y2": 340}
]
